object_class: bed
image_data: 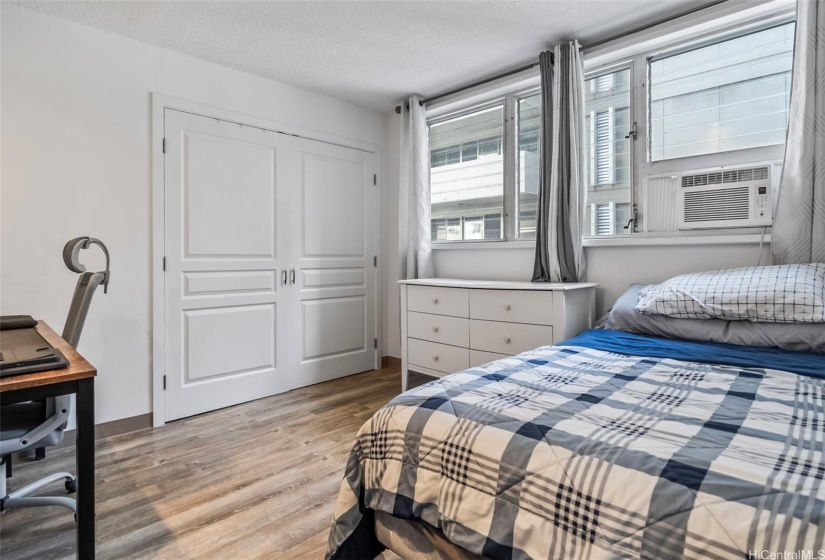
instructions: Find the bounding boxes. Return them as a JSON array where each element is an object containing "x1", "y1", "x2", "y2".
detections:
[{"x1": 325, "y1": 328, "x2": 825, "y2": 560}]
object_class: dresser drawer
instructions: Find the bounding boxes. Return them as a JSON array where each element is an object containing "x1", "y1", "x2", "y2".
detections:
[
  {"x1": 469, "y1": 350, "x2": 510, "y2": 368},
  {"x1": 469, "y1": 289, "x2": 554, "y2": 325},
  {"x1": 470, "y1": 320, "x2": 553, "y2": 355},
  {"x1": 407, "y1": 286, "x2": 469, "y2": 318},
  {"x1": 408, "y1": 339, "x2": 469, "y2": 374},
  {"x1": 408, "y1": 312, "x2": 469, "y2": 347}
]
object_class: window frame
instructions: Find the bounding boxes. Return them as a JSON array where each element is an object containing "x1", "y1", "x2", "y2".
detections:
[
  {"x1": 514, "y1": 86, "x2": 542, "y2": 239},
  {"x1": 426, "y1": 3, "x2": 795, "y2": 249},
  {"x1": 583, "y1": 61, "x2": 636, "y2": 239},
  {"x1": 427, "y1": 87, "x2": 543, "y2": 245},
  {"x1": 641, "y1": 18, "x2": 795, "y2": 170},
  {"x1": 584, "y1": 15, "x2": 795, "y2": 239},
  {"x1": 428, "y1": 98, "x2": 507, "y2": 243}
]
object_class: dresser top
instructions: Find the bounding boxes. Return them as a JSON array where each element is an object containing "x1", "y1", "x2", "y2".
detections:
[{"x1": 398, "y1": 278, "x2": 598, "y2": 291}]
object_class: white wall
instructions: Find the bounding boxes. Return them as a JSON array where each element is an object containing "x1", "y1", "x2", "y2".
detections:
[
  {"x1": 1, "y1": 4, "x2": 387, "y2": 425},
  {"x1": 433, "y1": 243, "x2": 770, "y2": 320}
]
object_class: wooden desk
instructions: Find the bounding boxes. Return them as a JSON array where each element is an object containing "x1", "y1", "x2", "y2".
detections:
[{"x1": 1, "y1": 321, "x2": 96, "y2": 559}]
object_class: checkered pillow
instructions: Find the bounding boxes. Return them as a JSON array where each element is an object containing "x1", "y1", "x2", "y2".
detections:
[{"x1": 635, "y1": 263, "x2": 825, "y2": 323}]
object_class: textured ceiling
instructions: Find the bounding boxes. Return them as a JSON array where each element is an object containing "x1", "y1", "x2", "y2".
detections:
[{"x1": 12, "y1": 0, "x2": 720, "y2": 113}]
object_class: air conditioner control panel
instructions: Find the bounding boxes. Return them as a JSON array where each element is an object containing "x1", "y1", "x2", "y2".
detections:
[{"x1": 755, "y1": 185, "x2": 770, "y2": 218}]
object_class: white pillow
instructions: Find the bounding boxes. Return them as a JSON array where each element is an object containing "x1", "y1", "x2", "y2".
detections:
[{"x1": 635, "y1": 263, "x2": 825, "y2": 323}]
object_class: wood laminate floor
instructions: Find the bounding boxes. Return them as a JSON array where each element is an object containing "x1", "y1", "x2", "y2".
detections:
[{"x1": 0, "y1": 366, "x2": 429, "y2": 560}]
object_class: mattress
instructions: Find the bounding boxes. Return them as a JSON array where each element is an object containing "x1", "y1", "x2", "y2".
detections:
[{"x1": 326, "y1": 329, "x2": 825, "y2": 559}]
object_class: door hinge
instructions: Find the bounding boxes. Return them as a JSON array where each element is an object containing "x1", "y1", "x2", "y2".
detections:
[
  {"x1": 373, "y1": 174, "x2": 377, "y2": 185},
  {"x1": 163, "y1": 257, "x2": 167, "y2": 271},
  {"x1": 374, "y1": 338, "x2": 378, "y2": 349},
  {"x1": 162, "y1": 138, "x2": 166, "y2": 153},
  {"x1": 163, "y1": 375, "x2": 167, "y2": 390},
  {"x1": 373, "y1": 256, "x2": 377, "y2": 267}
]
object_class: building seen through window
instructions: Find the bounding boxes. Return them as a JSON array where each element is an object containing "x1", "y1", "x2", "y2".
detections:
[
  {"x1": 650, "y1": 22, "x2": 794, "y2": 161},
  {"x1": 429, "y1": 95, "x2": 541, "y2": 242},
  {"x1": 429, "y1": 106, "x2": 505, "y2": 241}
]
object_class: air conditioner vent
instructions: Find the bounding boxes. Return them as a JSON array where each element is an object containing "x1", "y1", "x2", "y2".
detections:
[
  {"x1": 681, "y1": 166, "x2": 769, "y2": 188},
  {"x1": 683, "y1": 186, "x2": 751, "y2": 222}
]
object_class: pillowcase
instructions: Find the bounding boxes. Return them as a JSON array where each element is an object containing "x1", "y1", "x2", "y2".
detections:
[
  {"x1": 635, "y1": 263, "x2": 825, "y2": 323},
  {"x1": 606, "y1": 284, "x2": 825, "y2": 353}
]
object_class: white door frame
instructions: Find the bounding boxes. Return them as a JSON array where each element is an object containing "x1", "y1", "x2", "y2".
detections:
[{"x1": 151, "y1": 93, "x2": 382, "y2": 427}]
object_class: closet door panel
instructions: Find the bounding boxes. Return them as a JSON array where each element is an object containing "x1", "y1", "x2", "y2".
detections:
[
  {"x1": 287, "y1": 139, "x2": 377, "y2": 385},
  {"x1": 163, "y1": 110, "x2": 295, "y2": 421}
]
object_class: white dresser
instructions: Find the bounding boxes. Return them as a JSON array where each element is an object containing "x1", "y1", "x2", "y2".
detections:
[{"x1": 399, "y1": 279, "x2": 598, "y2": 390}]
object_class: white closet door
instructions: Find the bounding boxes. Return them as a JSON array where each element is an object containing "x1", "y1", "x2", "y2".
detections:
[
  {"x1": 287, "y1": 138, "x2": 377, "y2": 385},
  {"x1": 163, "y1": 110, "x2": 294, "y2": 421}
]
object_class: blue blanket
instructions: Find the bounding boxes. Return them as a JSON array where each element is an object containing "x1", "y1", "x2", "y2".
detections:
[{"x1": 560, "y1": 329, "x2": 825, "y2": 378}]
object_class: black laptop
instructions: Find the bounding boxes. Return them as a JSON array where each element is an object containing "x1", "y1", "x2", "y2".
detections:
[{"x1": 0, "y1": 316, "x2": 69, "y2": 377}]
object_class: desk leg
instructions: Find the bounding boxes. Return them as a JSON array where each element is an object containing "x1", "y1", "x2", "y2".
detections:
[{"x1": 76, "y1": 378, "x2": 95, "y2": 560}]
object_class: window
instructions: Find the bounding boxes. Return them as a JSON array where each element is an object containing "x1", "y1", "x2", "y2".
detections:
[
  {"x1": 649, "y1": 23, "x2": 795, "y2": 161},
  {"x1": 427, "y1": 14, "x2": 794, "y2": 244},
  {"x1": 429, "y1": 105, "x2": 505, "y2": 241},
  {"x1": 517, "y1": 93, "x2": 541, "y2": 238},
  {"x1": 584, "y1": 68, "x2": 631, "y2": 236},
  {"x1": 583, "y1": 17, "x2": 794, "y2": 238},
  {"x1": 429, "y1": 91, "x2": 540, "y2": 242}
]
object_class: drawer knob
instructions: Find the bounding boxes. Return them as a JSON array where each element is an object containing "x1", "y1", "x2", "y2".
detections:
[
  {"x1": 432, "y1": 326, "x2": 439, "y2": 333},
  {"x1": 433, "y1": 355, "x2": 440, "y2": 361},
  {"x1": 504, "y1": 336, "x2": 511, "y2": 344},
  {"x1": 504, "y1": 304, "x2": 511, "y2": 311},
  {"x1": 432, "y1": 298, "x2": 439, "y2": 304}
]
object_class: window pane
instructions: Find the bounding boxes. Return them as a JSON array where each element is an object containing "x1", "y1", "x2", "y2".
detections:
[
  {"x1": 584, "y1": 69, "x2": 631, "y2": 236},
  {"x1": 430, "y1": 106, "x2": 504, "y2": 241},
  {"x1": 431, "y1": 217, "x2": 462, "y2": 241},
  {"x1": 650, "y1": 22, "x2": 794, "y2": 161},
  {"x1": 461, "y1": 143, "x2": 478, "y2": 162},
  {"x1": 517, "y1": 94, "x2": 541, "y2": 238}
]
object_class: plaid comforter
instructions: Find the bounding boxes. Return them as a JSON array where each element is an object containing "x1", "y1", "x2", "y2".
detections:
[{"x1": 326, "y1": 343, "x2": 825, "y2": 560}]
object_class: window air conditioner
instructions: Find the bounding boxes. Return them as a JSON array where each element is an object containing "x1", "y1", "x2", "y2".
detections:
[{"x1": 677, "y1": 166, "x2": 772, "y2": 230}]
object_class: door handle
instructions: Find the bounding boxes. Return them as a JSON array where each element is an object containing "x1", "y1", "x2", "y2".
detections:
[
  {"x1": 290, "y1": 268, "x2": 295, "y2": 285},
  {"x1": 281, "y1": 270, "x2": 288, "y2": 286}
]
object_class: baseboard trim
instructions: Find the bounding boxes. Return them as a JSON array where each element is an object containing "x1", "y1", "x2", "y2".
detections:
[
  {"x1": 56, "y1": 412, "x2": 154, "y2": 449},
  {"x1": 382, "y1": 356, "x2": 401, "y2": 369}
]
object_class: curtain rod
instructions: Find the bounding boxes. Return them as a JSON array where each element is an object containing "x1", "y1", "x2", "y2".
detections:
[
  {"x1": 422, "y1": 61, "x2": 540, "y2": 107},
  {"x1": 395, "y1": 0, "x2": 730, "y2": 114},
  {"x1": 394, "y1": 61, "x2": 540, "y2": 114}
]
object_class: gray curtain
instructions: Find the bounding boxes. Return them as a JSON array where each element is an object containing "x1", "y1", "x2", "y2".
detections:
[
  {"x1": 772, "y1": 0, "x2": 825, "y2": 264},
  {"x1": 533, "y1": 42, "x2": 586, "y2": 282},
  {"x1": 398, "y1": 95, "x2": 434, "y2": 279}
]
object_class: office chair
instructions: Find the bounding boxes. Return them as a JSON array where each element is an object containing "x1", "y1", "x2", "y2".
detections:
[{"x1": 0, "y1": 237, "x2": 109, "y2": 516}]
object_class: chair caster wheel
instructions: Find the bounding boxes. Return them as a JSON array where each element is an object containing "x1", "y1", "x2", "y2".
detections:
[{"x1": 65, "y1": 478, "x2": 77, "y2": 493}]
